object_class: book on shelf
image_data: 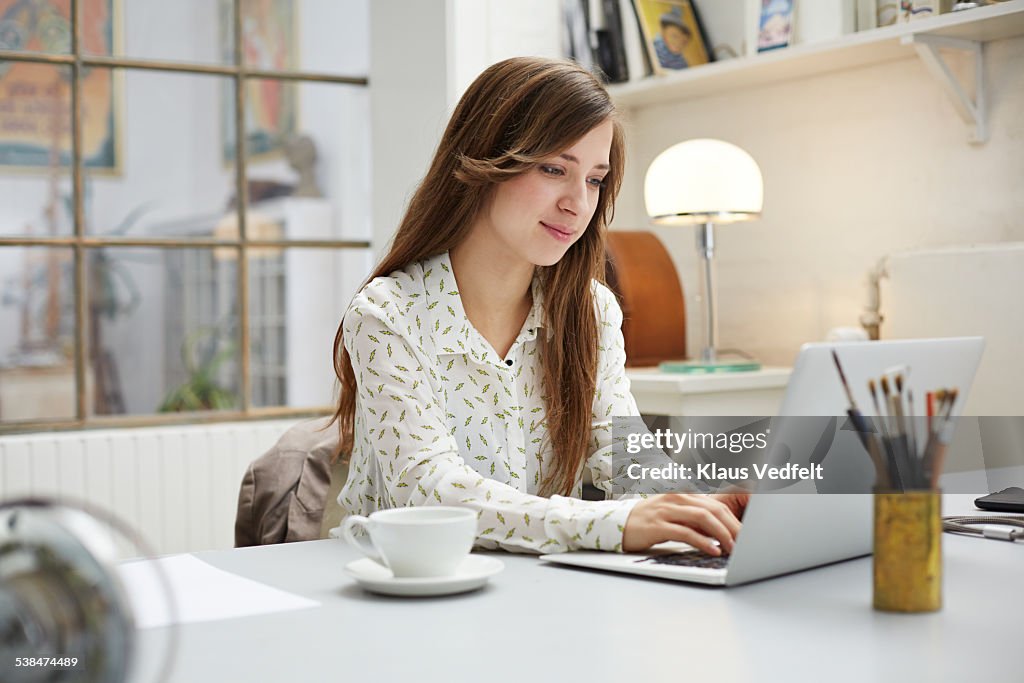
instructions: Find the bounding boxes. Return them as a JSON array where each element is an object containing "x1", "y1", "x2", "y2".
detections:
[
  {"x1": 594, "y1": 0, "x2": 630, "y2": 83},
  {"x1": 619, "y1": 0, "x2": 655, "y2": 81},
  {"x1": 562, "y1": 0, "x2": 653, "y2": 83}
]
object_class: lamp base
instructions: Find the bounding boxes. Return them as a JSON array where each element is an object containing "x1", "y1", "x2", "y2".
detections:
[{"x1": 658, "y1": 359, "x2": 762, "y2": 374}]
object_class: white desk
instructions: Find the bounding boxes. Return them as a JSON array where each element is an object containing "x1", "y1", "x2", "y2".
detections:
[
  {"x1": 149, "y1": 493, "x2": 1021, "y2": 683},
  {"x1": 626, "y1": 367, "x2": 792, "y2": 416}
]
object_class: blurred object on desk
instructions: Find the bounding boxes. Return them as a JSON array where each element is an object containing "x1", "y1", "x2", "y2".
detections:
[{"x1": 0, "y1": 497, "x2": 176, "y2": 683}]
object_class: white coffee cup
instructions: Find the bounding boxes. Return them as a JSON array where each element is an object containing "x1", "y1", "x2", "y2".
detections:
[{"x1": 341, "y1": 506, "x2": 477, "y2": 578}]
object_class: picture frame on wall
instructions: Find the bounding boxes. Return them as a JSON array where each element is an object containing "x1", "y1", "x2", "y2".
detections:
[
  {"x1": 0, "y1": 0, "x2": 121, "y2": 173},
  {"x1": 633, "y1": 0, "x2": 712, "y2": 75},
  {"x1": 757, "y1": 0, "x2": 795, "y2": 52},
  {"x1": 219, "y1": 0, "x2": 298, "y2": 165}
]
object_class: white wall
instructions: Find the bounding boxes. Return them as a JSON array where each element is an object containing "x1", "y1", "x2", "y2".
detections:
[
  {"x1": 369, "y1": 0, "x2": 562, "y2": 256},
  {"x1": 368, "y1": 0, "x2": 449, "y2": 259},
  {"x1": 374, "y1": 4, "x2": 1024, "y2": 390},
  {"x1": 448, "y1": 0, "x2": 563, "y2": 104},
  {"x1": 616, "y1": 36, "x2": 1024, "y2": 367}
]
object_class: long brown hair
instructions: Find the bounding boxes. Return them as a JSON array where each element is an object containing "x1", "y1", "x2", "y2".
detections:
[{"x1": 332, "y1": 57, "x2": 625, "y2": 497}]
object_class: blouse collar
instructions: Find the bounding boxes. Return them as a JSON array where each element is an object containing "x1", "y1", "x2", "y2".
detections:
[{"x1": 423, "y1": 250, "x2": 544, "y2": 362}]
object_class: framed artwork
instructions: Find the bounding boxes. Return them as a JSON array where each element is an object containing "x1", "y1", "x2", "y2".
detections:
[
  {"x1": 633, "y1": 0, "x2": 711, "y2": 75},
  {"x1": 758, "y1": 0, "x2": 795, "y2": 52},
  {"x1": 219, "y1": 0, "x2": 298, "y2": 164},
  {"x1": 0, "y1": 0, "x2": 120, "y2": 172}
]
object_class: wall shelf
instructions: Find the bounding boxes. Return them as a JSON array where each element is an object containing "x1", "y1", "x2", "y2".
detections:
[{"x1": 609, "y1": 0, "x2": 1024, "y2": 116}]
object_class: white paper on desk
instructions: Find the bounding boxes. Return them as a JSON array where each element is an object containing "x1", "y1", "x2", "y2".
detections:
[{"x1": 117, "y1": 554, "x2": 319, "y2": 629}]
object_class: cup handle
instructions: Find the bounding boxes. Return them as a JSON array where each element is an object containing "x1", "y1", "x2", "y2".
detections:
[{"x1": 341, "y1": 515, "x2": 386, "y2": 567}]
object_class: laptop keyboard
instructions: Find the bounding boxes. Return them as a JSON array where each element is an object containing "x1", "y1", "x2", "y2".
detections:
[{"x1": 636, "y1": 549, "x2": 730, "y2": 570}]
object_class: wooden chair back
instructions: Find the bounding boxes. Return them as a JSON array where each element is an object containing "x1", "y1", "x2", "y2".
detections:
[{"x1": 604, "y1": 231, "x2": 687, "y2": 367}]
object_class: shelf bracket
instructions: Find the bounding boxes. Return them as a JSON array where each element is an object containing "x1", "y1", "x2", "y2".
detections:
[{"x1": 903, "y1": 33, "x2": 987, "y2": 144}]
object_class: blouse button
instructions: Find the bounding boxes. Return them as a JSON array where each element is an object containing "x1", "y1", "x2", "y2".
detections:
[{"x1": 505, "y1": 359, "x2": 513, "y2": 367}]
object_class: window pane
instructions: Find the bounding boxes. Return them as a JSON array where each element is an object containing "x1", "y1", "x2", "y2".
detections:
[
  {"x1": 249, "y1": 247, "x2": 370, "y2": 408},
  {"x1": 0, "y1": 246, "x2": 77, "y2": 422},
  {"x1": 83, "y1": 0, "x2": 229, "y2": 65},
  {"x1": 297, "y1": 0, "x2": 369, "y2": 76},
  {"x1": 0, "y1": 62, "x2": 74, "y2": 236},
  {"x1": 85, "y1": 247, "x2": 241, "y2": 416},
  {"x1": 84, "y1": 68, "x2": 236, "y2": 237},
  {"x1": 238, "y1": 0, "x2": 369, "y2": 76},
  {"x1": 241, "y1": 80, "x2": 370, "y2": 241}
]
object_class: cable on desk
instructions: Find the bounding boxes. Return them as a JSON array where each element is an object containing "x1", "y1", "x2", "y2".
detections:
[{"x1": 942, "y1": 515, "x2": 1024, "y2": 542}]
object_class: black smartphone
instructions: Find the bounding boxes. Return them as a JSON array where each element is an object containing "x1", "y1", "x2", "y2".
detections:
[{"x1": 975, "y1": 487, "x2": 1024, "y2": 513}]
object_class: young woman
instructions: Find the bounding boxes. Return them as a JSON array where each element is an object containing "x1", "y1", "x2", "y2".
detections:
[{"x1": 332, "y1": 57, "x2": 746, "y2": 556}]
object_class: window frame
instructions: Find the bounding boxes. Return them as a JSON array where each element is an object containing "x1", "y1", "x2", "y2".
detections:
[{"x1": 0, "y1": 0, "x2": 369, "y2": 433}]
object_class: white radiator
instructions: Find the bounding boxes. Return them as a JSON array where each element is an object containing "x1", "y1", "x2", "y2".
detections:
[{"x1": 0, "y1": 419, "x2": 302, "y2": 555}]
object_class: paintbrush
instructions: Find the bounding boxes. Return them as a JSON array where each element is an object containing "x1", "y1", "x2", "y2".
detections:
[
  {"x1": 926, "y1": 391, "x2": 934, "y2": 436},
  {"x1": 892, "y1": 374, "x2": 920, "y2": 487},
  {"x1": 831, "y1": 351, "x2": 888, "y2": 487},
  {"x1": 907, "y1": 386, "x2": 919, "y2": 464},
  {"x1": 869, "y1": 379, "x2": 884, "y2": 419},
  {"x1": 920, "y1": 389, "x2": 944, "y2": 488},
  {"x1": 932, "y1": 389, "x2": 947, "y2": 433},
  {"x1": 832, "y1": 351, "x2": 858, "y2": 409},
  {"x1": 945, "y1": 389, "x2": 958, "y2": 419},
  {"x1": 924, "y1": 388, "x2": 959, "y2": 489},
  {"x1": 884, "y1": 376, "x2": 918, "y2": 489},
  {"x1": 873, "y1": 378, "x2": 902, "y2": 490}
]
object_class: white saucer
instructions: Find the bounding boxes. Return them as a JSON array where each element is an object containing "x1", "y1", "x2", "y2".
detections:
[{"x1": 344, "y1": 555, "x2": 504, "y2": 597}]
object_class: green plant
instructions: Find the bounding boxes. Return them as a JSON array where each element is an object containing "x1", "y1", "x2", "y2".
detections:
[{"x1": 158, "y1": 327, "x2": 238, "y2": 412}]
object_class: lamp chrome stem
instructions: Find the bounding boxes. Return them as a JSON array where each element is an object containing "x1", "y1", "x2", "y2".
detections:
[{"x1": 696, "y1": 221, "x2": 718, "y2": 364}]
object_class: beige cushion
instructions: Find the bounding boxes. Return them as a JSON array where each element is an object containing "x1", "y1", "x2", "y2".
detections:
[{"x1": 235, "y1": 417, "x2": 345, "y2": 547}]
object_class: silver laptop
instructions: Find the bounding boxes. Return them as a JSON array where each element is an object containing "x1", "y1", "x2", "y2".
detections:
[{"x1": 540, "y1": 337, "x2": 985, "y2": 586}]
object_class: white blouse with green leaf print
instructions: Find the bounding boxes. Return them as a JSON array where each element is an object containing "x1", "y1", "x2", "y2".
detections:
[{"x1": 336, "y1": 250, "x2": 642, "y2": 554}]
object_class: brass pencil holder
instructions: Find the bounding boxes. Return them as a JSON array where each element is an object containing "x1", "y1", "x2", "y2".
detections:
[{"x1": 872, "y1": 490, "x2": 942, "y2": 613}]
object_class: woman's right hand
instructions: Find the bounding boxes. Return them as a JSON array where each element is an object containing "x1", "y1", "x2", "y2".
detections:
[{"x1": 621, "y1": 493, "x2": 745, "y2": 555}]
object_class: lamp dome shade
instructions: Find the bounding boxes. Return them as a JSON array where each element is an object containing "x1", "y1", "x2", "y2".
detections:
[{"x1": 644, "y1": 139, "x2": 764, "y2": 225}]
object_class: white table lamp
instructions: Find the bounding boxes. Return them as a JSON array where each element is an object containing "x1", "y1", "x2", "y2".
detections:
[{"x1": 644, "y1": 138, "x2": 764, "y2": 373}]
